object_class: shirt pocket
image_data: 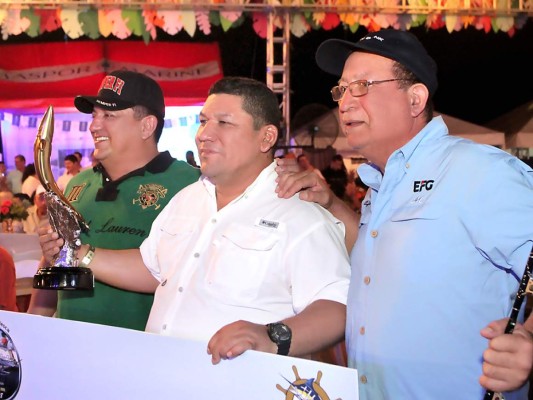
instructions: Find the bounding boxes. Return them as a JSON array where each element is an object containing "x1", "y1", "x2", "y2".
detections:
[
  {"x1": 390, "y1": 203, "x2": 442, "y2": 222},
  {"x1": 156, "y1": 217, "x2": 199, "y2": 276},
  {"x1": 207, "y1": 223, "x2": 280, "y2": 304},
  {"x1": 159, "y1": 216, "x2": 198, "y2": 236}
]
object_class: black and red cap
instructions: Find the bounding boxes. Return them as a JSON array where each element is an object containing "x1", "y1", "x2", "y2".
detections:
[{"x1": 74, "y1": 70, "x2": 165, "y2": 119}]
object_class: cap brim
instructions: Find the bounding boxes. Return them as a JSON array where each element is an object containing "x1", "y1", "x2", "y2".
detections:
[
  {"x1": 316, "y1": 39, "x2": 360, "y2": 77},
  {"x1": 315, "y1": 35, "x2": 438, "y2": 96},
  {"x1": 74, "y1": 95, "x2": 135, "y2": 114}
]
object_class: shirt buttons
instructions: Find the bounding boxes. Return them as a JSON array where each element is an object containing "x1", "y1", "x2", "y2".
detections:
[
  {"x1": 211, "y1": 218, "x2": 217, "y2": 224},
  {"x1": 364, "y1": 276, "x2": 371, "y2": 285},
  {"x1": 360, "y1": 375, "x2": 367, "y2": 384},
  {"x1": 178, "y1": 287, "x2": 184, "y2": 293},
  {"x1": 405, "y1": 163, "x2": 410, "y2": 169},
  {"x1": 359, "y1": 326, "x2": 365, "y2": 335},
  {"x1": 194, "y1": 252, "x2": 200, "y2": 258},
  {"x1": 370, "y1": 230, "x2": 378, "y2": 238},
  {"x1": 161, "y1": 279, "x2": 167, "y2": 287},
  {"x1": 162, "y1": 324, "x2": 167, "y2": 330}
]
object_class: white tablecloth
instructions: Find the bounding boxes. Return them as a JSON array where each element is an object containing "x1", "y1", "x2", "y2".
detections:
[{"x1": 0, "y1": 233, "x2": 41, "y2": 278}]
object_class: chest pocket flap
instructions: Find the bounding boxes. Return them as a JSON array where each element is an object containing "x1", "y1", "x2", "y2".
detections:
[
  {"x1": 222, "y1": 223, "x2": 279, "y2": 251},
  {"x1": 390, "y1": 201, "x2": 443, "y2": 222},
  {"x1": 160, "y1": 217, "x2": 198, "y2": 236}
]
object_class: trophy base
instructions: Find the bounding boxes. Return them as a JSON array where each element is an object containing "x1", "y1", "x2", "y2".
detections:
[{"x1": 33, "y1": 267, "x2": 94, "y2": 290}]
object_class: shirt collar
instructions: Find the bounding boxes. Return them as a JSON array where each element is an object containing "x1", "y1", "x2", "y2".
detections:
[
  {"x1": 396, "y1": 116, "x2": 448, "y2": 164},
  {"x1": 358, "y1": 116, "x2": 448, "y2": 191},
  {"x1": 95, "y1": 151, "x2": 175, "y2": 201},
  {"x1": 200, "y1": 161, "x2": 276, "y2": 204}
]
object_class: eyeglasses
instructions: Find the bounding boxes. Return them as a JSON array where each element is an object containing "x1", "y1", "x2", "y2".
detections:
[{"x1": 331, "y1": 79, "x2": 410, "y2": 101}]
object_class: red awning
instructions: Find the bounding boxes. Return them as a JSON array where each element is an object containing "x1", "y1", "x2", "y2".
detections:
[{"x1": 0, "y1": 41, "x2": 223, "y2": 112}]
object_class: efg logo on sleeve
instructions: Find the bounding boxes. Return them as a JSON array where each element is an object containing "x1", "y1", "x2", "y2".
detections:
[
  {"x1": 0, "y1": 323, "x2": 22, "y2": 400},
  {"x1": 413, "y1": 180, "x2": 434, "y2": 192}
]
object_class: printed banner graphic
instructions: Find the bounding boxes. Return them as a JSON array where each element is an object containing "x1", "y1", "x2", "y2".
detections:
[
  {"x1": 0, "y1": 41, "x2": 223, "y2": 109},
  {"x1": 0, "y1": 311, "x2": 359, "y2": 399}
]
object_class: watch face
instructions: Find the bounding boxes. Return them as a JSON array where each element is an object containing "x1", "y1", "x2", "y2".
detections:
[{"x1": 269, "y1": 323, "x2": 291, "y2": 343}]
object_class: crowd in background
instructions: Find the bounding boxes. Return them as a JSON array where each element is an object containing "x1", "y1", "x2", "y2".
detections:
[{"x1": 0, "y1": 151, "x2": 87, "y2": 234}]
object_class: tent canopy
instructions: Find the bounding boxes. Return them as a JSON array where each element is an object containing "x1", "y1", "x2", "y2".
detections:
[
  {"x1": 435, "y1": 112, "x2": 506, "y2": 147},
  {"x1": 487, "y1": 101, "x2": 533, "y2": 148}
]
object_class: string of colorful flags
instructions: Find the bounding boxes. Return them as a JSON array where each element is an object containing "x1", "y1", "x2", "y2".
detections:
[{"x1": 0, "y1": 4, "x2": 530, "y2": 42}]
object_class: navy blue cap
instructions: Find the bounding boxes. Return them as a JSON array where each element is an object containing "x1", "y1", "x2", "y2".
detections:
[{"x1": 316, "y1": 30, "x2": 438, "y2": 97}]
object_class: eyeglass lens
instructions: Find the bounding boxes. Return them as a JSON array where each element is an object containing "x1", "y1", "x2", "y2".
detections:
[{"x1": 331, "y1": 81, "x2": 369, "y2": 101}]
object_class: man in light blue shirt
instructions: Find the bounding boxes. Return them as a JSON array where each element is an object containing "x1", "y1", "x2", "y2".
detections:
[{"x1": 277, "y1": 29, "x2": 532, "y2": 399}]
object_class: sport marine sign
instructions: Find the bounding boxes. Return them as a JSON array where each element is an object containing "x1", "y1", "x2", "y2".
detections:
[{"x1": 0, "y1": 41, "x2": 223, "y2": 109}]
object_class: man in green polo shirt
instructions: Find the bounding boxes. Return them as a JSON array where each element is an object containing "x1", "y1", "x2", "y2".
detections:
[{"x1": 28, "y1": 70, "x2": 200, "y2": 330}]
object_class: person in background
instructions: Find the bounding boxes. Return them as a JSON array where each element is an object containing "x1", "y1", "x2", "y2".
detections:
[
  {"x1": 28, "y1": 70, "x2": 201, "y2": 330},
  {"x1": 57, "y1": 154, "x2": 81, "y2": 192},
  {"x1": 38, "y1": 77, "x2": 350, "y2": 365},
  {"x1": 276, "y1": 29, "x2": 533, "y2": 399},
  {"x1": 0, "y1": 161, "x2": 9, "y2": 192},
  {"x1": 21, "y1": 163, "x2": 39, "y2": 199},
  {"x1": 344, "y1": 171, "x2": 368, "y2": 213},
  {"x1": 0, "y1": 246, "x2": 18, "y2": 312},
  {"x1": 73, "y1": 151, "x2": 83, "y2": 164},
  {"x1": 12, "y1": 193, "x2": 31, "y2": 205},
  {"x1": 321, "y1": 154, "x2": 348, "y2": 199},
  {"x1": 185, "y1": 150, "x2": 199, "y2": 168},
  {"x1": 297, "y1": 154, "x2": 325, "y2": 180},
  {"x1": 0, "y1": 190, "x2": 13, "y2": 204},
  {"x1": 6, "y1": 154, "x2": 25, "y2": 194},
  {"x1": 22, "y1": 185, "x2": 48, "y2": 234}
]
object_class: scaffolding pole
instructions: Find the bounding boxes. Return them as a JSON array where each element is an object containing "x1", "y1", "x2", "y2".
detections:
[{"x1": 266, "y1": 10, "x2": 291, "y2": 147}]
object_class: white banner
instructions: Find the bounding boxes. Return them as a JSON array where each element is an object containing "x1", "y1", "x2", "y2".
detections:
[{"x1": 0, "y1": 311, "x2": 358, "y2": 400}]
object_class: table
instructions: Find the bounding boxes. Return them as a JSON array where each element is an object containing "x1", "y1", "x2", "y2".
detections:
[{"x1": 0, "y1": 233, "x2": 41, "y2": 278}]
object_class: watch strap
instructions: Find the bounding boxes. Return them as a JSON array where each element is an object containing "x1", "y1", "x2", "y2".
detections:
[
  {"x1": 276, "y1": 340, "x2": 290, "y2": 356},
  {"x1": 79, "y1": 245, "x2": 95, "y2": 268},
  {"x1": 266, "y1": 322, "x2": 291, "y2": 356}
]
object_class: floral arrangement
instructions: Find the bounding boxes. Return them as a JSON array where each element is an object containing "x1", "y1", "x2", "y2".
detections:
[{"x1": 0, "y1": 199, "x2": 29, "y2": 222}]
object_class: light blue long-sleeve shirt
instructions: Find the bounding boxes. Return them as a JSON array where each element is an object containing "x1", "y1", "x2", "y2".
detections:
[{"x1": 348, "y1": 116, "x2": 533, "y2": 400}]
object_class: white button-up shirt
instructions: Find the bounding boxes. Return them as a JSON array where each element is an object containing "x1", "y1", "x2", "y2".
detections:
[{"x1": 141, "y1": 162, "x2": 350, "y2": 342}]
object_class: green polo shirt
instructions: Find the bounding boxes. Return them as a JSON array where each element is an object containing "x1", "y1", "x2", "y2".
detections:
[{"x1": 57, "y1": 151, "x2": 200, "y2": 330}]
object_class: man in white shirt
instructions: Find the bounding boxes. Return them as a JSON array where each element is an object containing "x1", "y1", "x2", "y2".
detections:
[
  {"x1": 22, "y1": 185, "x2": 48, "y2": 234},
  {"x1": 40, "y1": 77, "x2": 350, "y2": 364},
  {"x1": 57, "y1": 154, "x2": 81, "y2": 192},
  {"x1": 6, "y1": 154, "x2": 25, "y2": 194}
]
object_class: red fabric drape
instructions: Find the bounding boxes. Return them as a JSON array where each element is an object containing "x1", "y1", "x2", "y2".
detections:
[
  {"x1": 0, "y1": 41, "x2": 223, "y2": 111},
  {"x1": 0, "y1": 41, "x2": 105, "y2": 110},
  {"x1": 105, "y1": 41, "x2": 223, "y2": 106}
]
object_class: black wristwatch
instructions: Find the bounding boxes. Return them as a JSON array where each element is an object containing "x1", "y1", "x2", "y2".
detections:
[{"x1": 266, "y1": 322, "x2": 292, "y2": 356}]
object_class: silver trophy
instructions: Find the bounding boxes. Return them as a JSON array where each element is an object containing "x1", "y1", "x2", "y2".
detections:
[{"x1": 32, "y1": 106, "x2": 94, "y2": 290}]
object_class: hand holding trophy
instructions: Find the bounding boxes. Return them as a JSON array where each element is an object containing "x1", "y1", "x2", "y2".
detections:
[{"x1": 33, "y1": 106, "x2": 94, "y2": 290}]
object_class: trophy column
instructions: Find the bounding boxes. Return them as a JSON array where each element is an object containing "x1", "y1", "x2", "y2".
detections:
[{"x1": 32, "y1": 106, "x2": 94, "y2": 290}]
